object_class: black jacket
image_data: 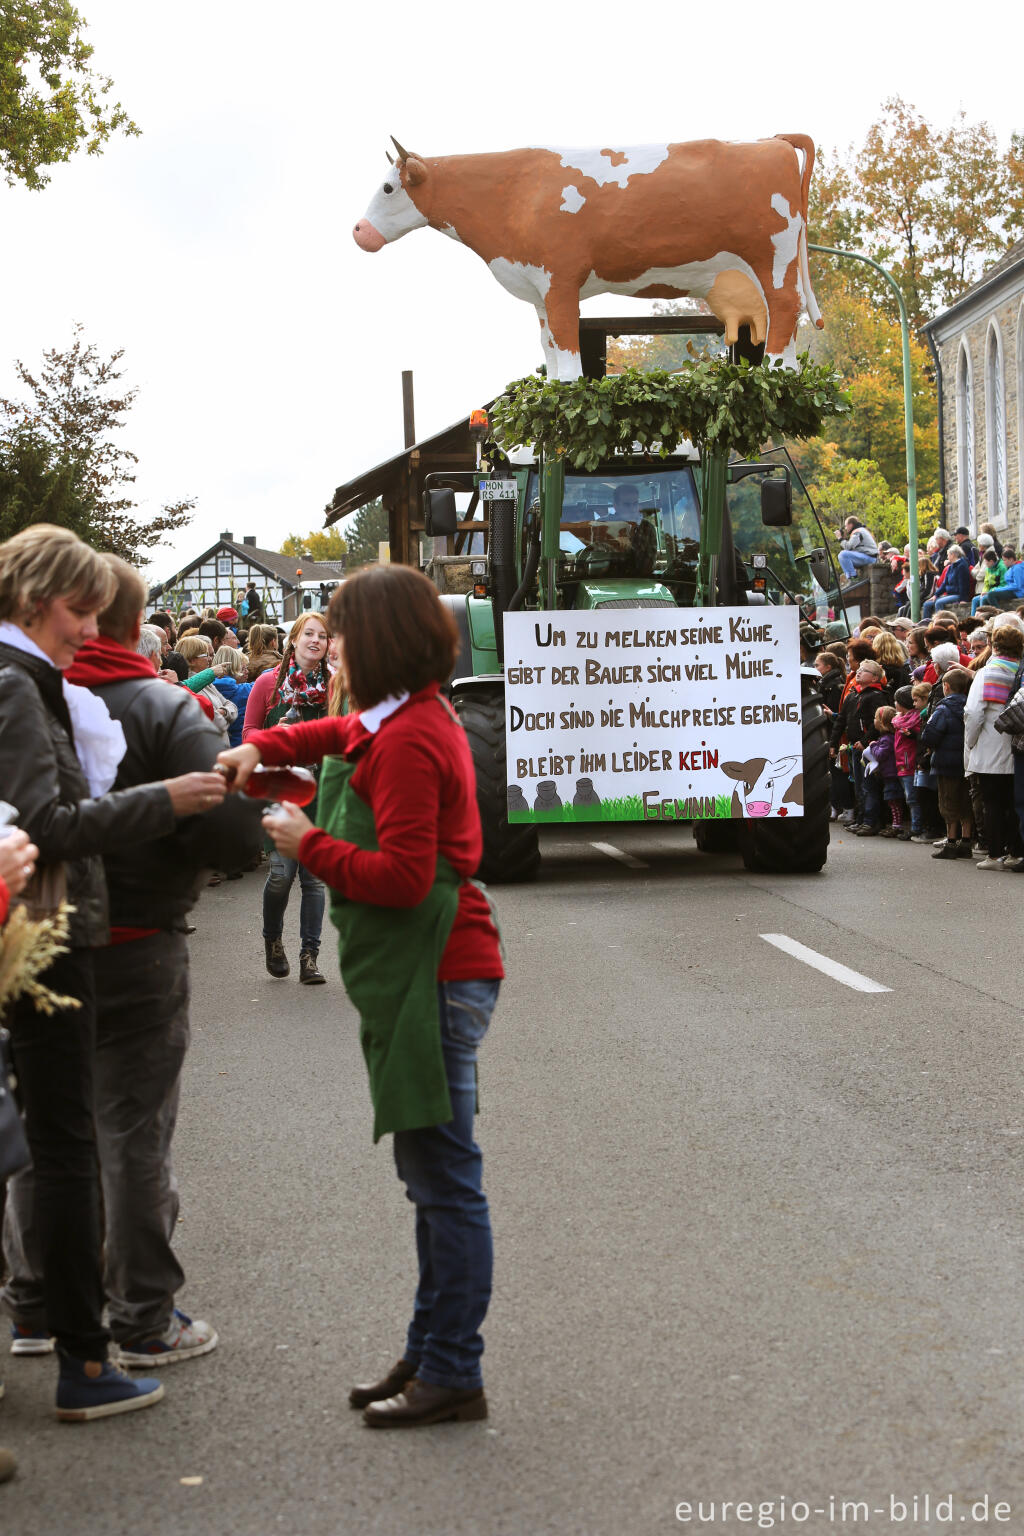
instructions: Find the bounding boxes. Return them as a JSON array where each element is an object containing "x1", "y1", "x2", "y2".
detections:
[
  {"x1": 920, "y1": 693, "x2": 967, "y2": 777},
  {"x1": 830, "y1": 681, "x2": 892, "y2": 751},
  {"x1": 0, "y1": 643, "x2": 175, "y2": 947},
  {"x1": 89, "y1": 673, "x2": 263, "y2": 931}
]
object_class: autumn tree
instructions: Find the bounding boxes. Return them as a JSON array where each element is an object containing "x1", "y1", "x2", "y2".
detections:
[
  {"x1": 0, "y1": 325, "x2": 194, "y2": 563},
  {"x1": 0, "y1": 1, "x2": 138, "y2": 190},
  {"x1": 280, "y1": 526, "x2": 347, "y2": 563}
]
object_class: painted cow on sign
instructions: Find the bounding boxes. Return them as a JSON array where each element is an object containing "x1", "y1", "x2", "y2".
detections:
[
  {"x1": 722, "y1": 756, "x2": 803, "y2": 818},
  {"x1": 353, "y1": 136, "x2": 824, "y2": 379}
]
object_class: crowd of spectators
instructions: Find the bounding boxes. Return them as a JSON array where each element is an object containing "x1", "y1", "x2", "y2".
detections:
[{"x1": 810, "y1": 600, "x2": 1024, "y2": 869}]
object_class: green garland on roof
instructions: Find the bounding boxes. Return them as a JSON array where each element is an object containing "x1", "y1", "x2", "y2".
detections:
[{"x1": 489, "y1": 356, "x2": 851, "y2": 471}]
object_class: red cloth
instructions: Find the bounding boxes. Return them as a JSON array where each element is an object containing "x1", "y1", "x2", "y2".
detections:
[
  {"x1": 65, "y1": 634, "x2": 158, "y2": 686},
  {"x1": 242, "y1": 669, "x2": 279, "y2": 737},
  {"x1": 108, "y1": 925, "x2": 160, "y2": 945},
  {"x1": 246, "y1": 685, "x2": 503, "y2": 981},
  {"x1": 0, "y1": 875, "x2": 9, "y2": 927}
]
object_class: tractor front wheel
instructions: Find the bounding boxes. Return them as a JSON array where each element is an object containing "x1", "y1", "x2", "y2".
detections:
[
  {"x1": 736, "y1": 683, "x2": 830, "y2": 874},
  {"x1": 453, "y1": 687, "x2": 540, "y2": 884}
]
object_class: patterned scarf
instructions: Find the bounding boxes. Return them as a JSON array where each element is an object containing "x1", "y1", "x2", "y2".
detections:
[
  {"x1": 278, "y1": 657, "x2": 329, "y2": 709},
  {"x1": 982, "y1": 654, "x2": 1018, "y2": 705}
]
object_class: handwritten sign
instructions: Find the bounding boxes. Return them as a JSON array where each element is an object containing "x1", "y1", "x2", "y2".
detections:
[{"x1": 503, "y1": 608, "x2": 804, "y2": 824}]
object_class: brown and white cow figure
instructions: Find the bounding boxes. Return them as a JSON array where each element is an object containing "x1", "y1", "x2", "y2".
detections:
[
  {"x1": 722, "y1": 756, "x2": 803, "y2": 819},
  {"x1": 353, "y1": 136, "x2": 824, "y2": 380}
]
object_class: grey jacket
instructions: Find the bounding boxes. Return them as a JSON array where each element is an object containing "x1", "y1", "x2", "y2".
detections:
[
  {"x1": 839, "y1": 526, "x2": 878, "y2": 559},
  {"x1": 0, "y1": 642, "x2": 175, "y2": 947},
  {"x1": 89, "y1": 673, "x2": 262, "y2": 931}
]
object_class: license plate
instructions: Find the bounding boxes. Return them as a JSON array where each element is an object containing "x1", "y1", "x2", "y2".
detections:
[{"x1": 481, "y1": 479, "x2": 517, "y2": 501}]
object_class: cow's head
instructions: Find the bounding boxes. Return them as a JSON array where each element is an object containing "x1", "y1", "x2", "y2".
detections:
[
  {"x1": 722, "y1": 755, "x2": 799, "y2": 818},
  {"x1": 353, "y1": 137, "x2": 430, "y2": 252}
]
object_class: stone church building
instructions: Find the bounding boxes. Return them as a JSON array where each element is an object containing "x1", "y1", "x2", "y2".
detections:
[{"x1": 923, "y1": 239, "x2": 1024, "y2": 547}]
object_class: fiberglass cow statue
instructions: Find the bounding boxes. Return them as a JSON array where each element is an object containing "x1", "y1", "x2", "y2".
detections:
[{"x1": 353, "y1": 136, "x2": 824, "y2": 380}]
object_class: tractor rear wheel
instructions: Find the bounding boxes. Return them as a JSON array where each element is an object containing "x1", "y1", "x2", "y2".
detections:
[
  {"x1": 453, "y1": 687, "x2": 540, "y2": 884},
  {"x1": 737, "y1": 682, "x2": 830, "y2": 874}
]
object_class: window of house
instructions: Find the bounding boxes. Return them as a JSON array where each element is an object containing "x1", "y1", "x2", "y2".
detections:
[
  {"x1": 985, "y1": 322, "x2": 1008, "y2": 524},
  {"x1": 956, "y1": 342, "x2": 976, "y2": 531}
]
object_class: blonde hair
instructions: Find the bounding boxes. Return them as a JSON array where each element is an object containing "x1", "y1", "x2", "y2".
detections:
[
  {"x1": 245, "y1": 623, "x2": 278, "y2": 656},
  {"x1": 177, "y1": 634, "x2": 213, "y2": 669},
  {"x1": 0, "y1": 523, "x2": 116, "y2": 624},
  {"x1": 872, "y1": 631, "x2": 907, "y2": 667},
  {"x1": 214, "y1": 645, "x2": 246, "y2": 679}
]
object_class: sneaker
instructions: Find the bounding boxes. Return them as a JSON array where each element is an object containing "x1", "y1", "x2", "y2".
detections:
[
  {"x1": 972, "y1": 844, "x2": 988, "y2": 857},
  {"x1": 1002, "y1": 855, "x2": 1024, "y2": 870},
  {"x1": 976, "y1": 856, "x2": 1008, "y2": 871},
  {"x1": 10, "y1": 1323, "x2": 55, "y2": 1356},
  {"x1": 879, "y1": 826, "x2": 899, "y2": 838},
  {"x1": 910, "y1": 834, "x2": 933, "y2": 844},
  {"x1": 932, "y1": 842, "x2": 961, "y2": 860},
  {"x1": 855, "y1": 824, "x2": 881, "y2": 836},
  {"x1": 955, "y1": 839, "x2": 975, "y2": 859},
  {"x1": 838, "y1": 810, "x2": 856, "y2": 825},
  {"x1": 56, "y1": 1355, "x2": 164, "y2": 1422},
  {"x1": 896, "y1": 828, "x2": 912, "y2": 841},
  {"x1": 116, "y1": 1310, "x2": 218, "y2": 1367},
  {"x1": 932, "y1": 837, "x2": 948, "y2": 847}
]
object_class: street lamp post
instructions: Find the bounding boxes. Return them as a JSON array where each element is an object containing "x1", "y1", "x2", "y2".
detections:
[{"x1": 808, "y1": 244, "x2": 921, "y2": 621}]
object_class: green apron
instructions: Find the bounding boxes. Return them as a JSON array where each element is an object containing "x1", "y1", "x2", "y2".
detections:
[
  {"x1": 263, "y1": 694, "x2": 325, "y2": 846},
  {"x1": 317, "y1": 752, "x2": 459, "y2": 1143}
]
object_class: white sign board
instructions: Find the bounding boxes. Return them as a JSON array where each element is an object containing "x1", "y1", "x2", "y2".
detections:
[{"x1": 503, "y1": 608, "x2": 804, "y2": 826}]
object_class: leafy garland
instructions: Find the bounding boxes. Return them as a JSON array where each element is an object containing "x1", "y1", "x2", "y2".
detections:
[{"x1": 489, "y1": 356, "x2": 851, "y2": 471}]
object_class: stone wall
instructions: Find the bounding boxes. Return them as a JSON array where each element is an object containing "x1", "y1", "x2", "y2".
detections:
[{"x1": 936, "y1": 293, "x2": 1022, "y2": 543}]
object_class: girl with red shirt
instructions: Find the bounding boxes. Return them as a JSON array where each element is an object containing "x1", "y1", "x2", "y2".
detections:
[{"x1": 218, "y1": 566, "x2": 503, "y2": 1428}]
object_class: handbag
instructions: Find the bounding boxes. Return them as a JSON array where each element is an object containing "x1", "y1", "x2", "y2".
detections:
[
  {"x1": 0, "y1": 1025, "x2": 31, "y2": 1182},
  {"x1": 995, "y1": 690, "x2": 1024, "y2": 737}
]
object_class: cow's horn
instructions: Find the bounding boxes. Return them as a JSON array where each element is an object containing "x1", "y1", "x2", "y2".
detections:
[
  {"x1": 385, "y1": 150, "x2": 394, "y2": 165},
  {"x1": 391, "y1": 135, "x2": 410, "y2": 161}
]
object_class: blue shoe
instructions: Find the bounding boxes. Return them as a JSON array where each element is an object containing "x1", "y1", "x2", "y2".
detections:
[
  {"x1": 56, "y1": 1354, "x2": 164, "y2": 1422},
  {"x1": 10, "y1": 1322, "x2": 55, "y2": 1356}
]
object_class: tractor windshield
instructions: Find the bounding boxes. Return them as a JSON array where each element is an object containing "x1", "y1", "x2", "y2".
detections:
[{"x1": 528, "y1": 464, "x2": 702, "y2": 583}]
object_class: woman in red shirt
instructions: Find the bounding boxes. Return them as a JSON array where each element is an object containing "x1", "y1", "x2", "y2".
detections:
[{"x1": 218, "y1": 566, "x2": 503, "y2": 1428}]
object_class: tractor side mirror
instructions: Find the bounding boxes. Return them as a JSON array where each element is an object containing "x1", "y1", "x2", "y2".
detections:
[
  {"x1": 808, "y1": 548, "x2": 832, "y2": 592},
  {"x1": 423, "y1": 488, "x2": 458, "y2": 538},
  {"x1": 760, "y1": 477, "x2": 792, "y2": 526}
]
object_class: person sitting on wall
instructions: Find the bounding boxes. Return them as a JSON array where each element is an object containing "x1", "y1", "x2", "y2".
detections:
[{"x1": 835, "y1": 517, "x2": 878, "y2": 582}]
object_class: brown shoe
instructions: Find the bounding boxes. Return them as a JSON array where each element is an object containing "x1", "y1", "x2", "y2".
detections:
[
  {"x1": 362, "y1": 1376, "x2": 487, "y2": 1428},
  {"x1": 0, "y1": 1445, "x2": 15, "y2": 1483},
  {"x1": 348, "y1": 1358, "x2": 417, "y2": 1410}
]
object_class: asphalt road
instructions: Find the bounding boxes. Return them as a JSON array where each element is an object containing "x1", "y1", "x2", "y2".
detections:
[{"x1": 3, "y1": 825, "x2": 1024, "y2": 1536}]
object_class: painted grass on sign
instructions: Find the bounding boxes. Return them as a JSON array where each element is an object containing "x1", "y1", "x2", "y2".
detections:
[{"x1": 509, "y1": 792, "x2": 735, "y2": 825}]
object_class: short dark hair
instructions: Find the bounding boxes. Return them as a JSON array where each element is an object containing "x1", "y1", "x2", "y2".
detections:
[
  {"x1": 198, "y1": 618, "x2": 226, "y2": 645},
  {"x1": 163, "y1": 651, "x2": 188, "y2": 680},
  {"x1": 846, "y1": 637, "x2": 876, "y2": 662},
  {"x1": 943, "y1": 666, "x2": 973, "y2": 694},
  {"x1": 97, "y1": 554, "x2": 148, "y2": 642},
  {"x1": 148, "y1": 610, "x2": 174, "y2": 633},
  {"x1": 327, "y1": 566, "x2": 459, "y2": 709}
]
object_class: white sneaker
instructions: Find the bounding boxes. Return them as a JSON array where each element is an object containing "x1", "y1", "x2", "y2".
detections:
[
  {"x1": 976, "y1": 856, "x2": 1008, "y2": 871},
  {"x1": 116, "y1": 1309, "x2": 218, "y2": 1367},
  {"x1": 932, "y1": 837, "x2": 948, "y2": 847},
  {"x1": 1003, "y1": 856, "x2": 1024, "y2": 870}
]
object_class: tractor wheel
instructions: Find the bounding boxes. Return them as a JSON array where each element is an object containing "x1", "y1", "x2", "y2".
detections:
[
  {"x1": 693, "y1": 818, "x2": 739, "y2": 854},
  {"x1": 737, "y1": 683, "x2": 831, "y2": 875},
  {"x1": 453, "y1": 688, "x2": 540, "y2": 884}
]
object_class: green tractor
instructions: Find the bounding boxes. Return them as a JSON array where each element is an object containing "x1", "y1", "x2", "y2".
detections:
[{"x1": 422, "y1": 324, "x2": 848, "y2": 882}]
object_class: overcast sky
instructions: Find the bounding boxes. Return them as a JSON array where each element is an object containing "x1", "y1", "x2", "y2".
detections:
[{"x1": 3, "y1": 0, "x2": 1019, "y2": 578}]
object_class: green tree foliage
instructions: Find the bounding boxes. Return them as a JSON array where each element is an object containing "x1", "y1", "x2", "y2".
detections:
[
  {"x1": 1, "y1": 1, "x2": 138, "y2": 190},
  {"x1": 339, "y1": 498, "x2": 388, "y2": 568},
  {"x1": 280, "y1": 527, "x2": 347, "y2": 563},
  {"x1": 491, "y1": 359, "x2": 849, "y2": 470},
  {"x1": 0, "y1": 325, "x2": 193, "y2": 563}
]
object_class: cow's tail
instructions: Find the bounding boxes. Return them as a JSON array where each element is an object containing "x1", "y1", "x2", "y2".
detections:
[{"x1": 776, "y1": 132, "x2": 824, "y2": 330}]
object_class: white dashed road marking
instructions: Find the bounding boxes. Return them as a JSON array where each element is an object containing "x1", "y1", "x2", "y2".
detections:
[
  {"x1": 591, "y1": 842, "x2": 648, "y2": 870},
  {"x1": 759, "y1": 933, "x2": 891, "y2": 994}
]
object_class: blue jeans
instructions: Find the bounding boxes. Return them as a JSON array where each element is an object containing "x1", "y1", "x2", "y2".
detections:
[
  {"x1": 262, "y1": 849, "x2": 325, "y2": 953},
  {"x1": 899, "y1": 775, "x2": 921, "y2": 834},
  {"x1": 838, "y1": 549, "x2": 875, "y2": 579},
  {"x1": 392, "y1": 978, "x2": 500, "y2": 1391}
]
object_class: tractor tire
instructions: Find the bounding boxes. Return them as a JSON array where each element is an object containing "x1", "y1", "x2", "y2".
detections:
[
  {"x1": 693, "y1": 818, "x2": 739, "y2": 854},
  {"x1": 737, "y1": 682, "x2": 831, "y2": 875},
  {"x1": 453, "y1": 688, "x2": 540, "y2": 884}
]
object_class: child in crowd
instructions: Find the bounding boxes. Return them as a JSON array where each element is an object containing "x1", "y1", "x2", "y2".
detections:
[
  {"x1": 892, "y1": 685, "x2": 923, "y2": 838},
  {"x1": 869, "y1": 706, "x2": 906, "y2": 838},
  {"x1": 920, "y1": 665, "x2": 974, "y2": 859}
]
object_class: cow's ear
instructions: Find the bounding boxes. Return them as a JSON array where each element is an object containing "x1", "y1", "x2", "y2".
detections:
[
  {"x1": 404, "y1": 156, "x2": 428, "y2": 187},
  {"x1": 782, "y1": 774, "x2": 804, "y2": 805},
  {"x1": 721, "y1": 761, "x2": 744, "y2": 781}
]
